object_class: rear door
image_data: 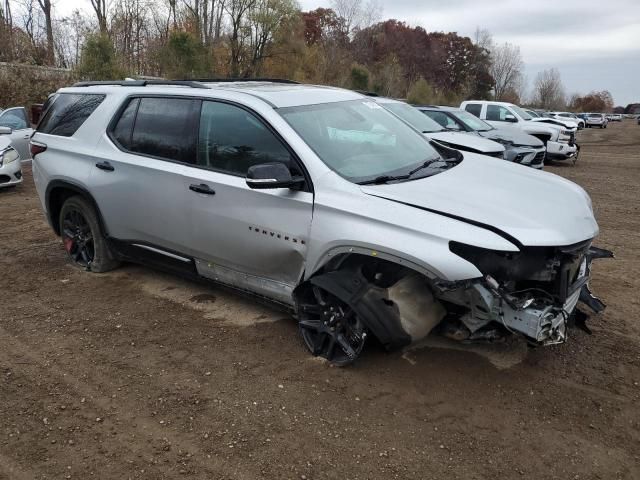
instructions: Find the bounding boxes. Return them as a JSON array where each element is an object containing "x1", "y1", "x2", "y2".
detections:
[
  {"x1": 0, "y1": 107, "x2": 34, "y2": 159},
  {"x1": 89, "y1": 96, "x2": 199, "y2": 257},
  {"x1": 183, "y1": 100, "x2": 313, "y2": 299}
]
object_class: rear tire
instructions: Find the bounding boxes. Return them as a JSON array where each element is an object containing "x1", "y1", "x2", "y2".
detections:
[{"x1": 59, "y1": 196, "x2": 120, "y2": 273}]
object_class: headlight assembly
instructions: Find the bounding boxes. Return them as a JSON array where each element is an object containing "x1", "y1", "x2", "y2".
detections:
[{"x1": 0, "y1": 147, "x2": 20, "y2": 165}]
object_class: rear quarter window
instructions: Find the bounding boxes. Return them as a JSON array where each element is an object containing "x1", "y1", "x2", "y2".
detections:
[
  {"x1": 464, "y1": 103, "x2": 482, "y2": 118},
  {"x1": 37, "y1": 93, "x2": 105, "y2": 137}
]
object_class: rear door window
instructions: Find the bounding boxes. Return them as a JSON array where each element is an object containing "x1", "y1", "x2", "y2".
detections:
[
  {"x1": 464, "y1": 103, "x2": 482, "y2": 118},
  {"x1": 113, "y1": 97, "x2": 200, "y2": 164},
  {"x1": 37, "y1": 94, "x2": 105, "y2": 136}
]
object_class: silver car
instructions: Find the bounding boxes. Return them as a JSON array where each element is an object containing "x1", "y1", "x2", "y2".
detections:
[
  {"x1": 30, "y1": 80, "x2": 611, "y2": 365},
  {"x1": 0, "y1": 106, "x2": 34, "y2": 160},
  {"x1": 0, "y1": 135, "x2": 22, "y2": 188}
]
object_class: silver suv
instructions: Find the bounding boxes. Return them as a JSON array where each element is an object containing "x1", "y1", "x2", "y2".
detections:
[{"x1": 31, "y1": 80, "x2": 611, "y2": 365}]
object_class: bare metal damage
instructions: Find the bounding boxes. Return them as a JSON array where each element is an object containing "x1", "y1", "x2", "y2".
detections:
[{"x1": 316, "y1": 244, "x2": 614, "y2": 351}]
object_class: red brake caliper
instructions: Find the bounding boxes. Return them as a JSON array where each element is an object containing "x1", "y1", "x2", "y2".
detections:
[{"x1": 63, "y1": 237, "x2": 74, "y2": 253}]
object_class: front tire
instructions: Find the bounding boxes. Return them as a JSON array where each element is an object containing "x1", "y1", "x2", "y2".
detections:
[
  {"x1": 297, "y1": 284, "x2": 367, "y2": 366},
  {"x1": 59, "y1": 196, "x2": 120, "y2": 272}
]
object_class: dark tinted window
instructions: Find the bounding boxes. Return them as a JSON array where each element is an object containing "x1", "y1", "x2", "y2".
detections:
[
  {"x1": 198, "y1": 101, "x2": 292, "y2": 175},
  {"x1": 464, "y1": 103, "x2": 482, "y2": 118},
  {"x1": 486, "y1": 104, "x2": 511, "y2": 121},
  {"x1": 112, "y1": 98, "x2": 140, "y2": 149},
  {"x1": 129, "y1": 97, "x2": 199, "y2": 163},
  {"x1": 0, "y1": 108, "x2": 29, "y2": 129},
  {"x1": 37, "y1": 94, "x2": 105, "y2": 136}
]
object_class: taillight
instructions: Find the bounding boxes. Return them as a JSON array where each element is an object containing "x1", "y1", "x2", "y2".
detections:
[{"x1": 30, "y1": 141, "x2": 47, "y2": 157}]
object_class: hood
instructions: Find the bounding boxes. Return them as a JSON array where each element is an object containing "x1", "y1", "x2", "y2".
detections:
[
  {"x1": 530, "y1": 117, "x2": 578, "y2": 130},
  {"x1": 426, "y1": 131, "x2": 504, "y2": 154},
  {"x1": 478, "y1": 128, "x2": 543, "y2": 147},
  {"x1": 360, "y1": 152, "x2": 598, "y2": 247}
]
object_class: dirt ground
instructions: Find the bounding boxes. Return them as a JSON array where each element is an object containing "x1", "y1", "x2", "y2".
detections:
[{"x1": 1, "y1": 120, "x2": 639, "y2": 480}]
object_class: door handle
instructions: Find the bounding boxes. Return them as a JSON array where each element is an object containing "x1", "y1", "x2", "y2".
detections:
[
  {"x1": 95, "y1": 161, "x2": 115, "y2": 172},
  {"x1": 23, "y1": 134, "x2": 31, "y2": 139},
  {"x1": 189, "y1": 183, "x2": 216, "y2": 195}
]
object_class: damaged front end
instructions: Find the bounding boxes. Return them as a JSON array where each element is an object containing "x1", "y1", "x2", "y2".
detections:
[
  {"x1": 436, "y1": 241, "x2": 614, "y2": 345},
  {"x1": 296, "y1": 242, "x2": 612, "y2": 365}
]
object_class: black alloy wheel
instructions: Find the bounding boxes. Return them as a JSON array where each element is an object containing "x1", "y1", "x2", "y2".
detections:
[
  {"x1": 62, "y1": 208, "x2": 95, "y2": 268},
  {"x1": 298, "y1": 285, "x2": 367, "y2": 366}
]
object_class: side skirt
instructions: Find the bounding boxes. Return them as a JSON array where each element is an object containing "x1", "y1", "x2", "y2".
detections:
[{"x1": 107, "y1": 238, "x2": 295, "y2": 312}]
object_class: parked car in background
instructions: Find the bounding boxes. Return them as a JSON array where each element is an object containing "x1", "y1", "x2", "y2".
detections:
[
  {"x1": 585, "y1": 113, "x2": 608, "y2": 128},
  {"x1": 460, "y1": 100, "x2": 578, "y2": 162},
  {"x1": 0, "y1": 135, "x2": 22, "y2": 188},
  {"x1": 416, "y1": 105, "x2": 546, "y2": 169},
  {"x1": 547, "y1": 111, "x2": 586, "y2": 129},
  {"x1": 609, "y1": 114, "x2": 622, "y2": 122},
  {"x1": 30, "y1": 80, "x2": 611, "y2": 365},
  {"x1": 368, "y1": 97, "x2": 506, "y2": 159},
  {"x1": 0, "y1": 106, "x2": 34, "y2": 160},
  {"x1": 523, "y1": 108, "x2": 579, "y2": 132}
]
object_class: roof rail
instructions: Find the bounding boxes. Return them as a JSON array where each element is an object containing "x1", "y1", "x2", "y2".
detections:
[
  {"x1": 72, "y1": 80, "x2": 210, "y2": 89},
  {"x1": 354, "y1": 90, "x2": 380, "y2": 97},
  {"x1": 183, "y1": 78, "x2": 299, "y2": 84}
]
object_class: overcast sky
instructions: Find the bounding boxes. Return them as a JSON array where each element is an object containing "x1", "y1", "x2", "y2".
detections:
[
  {"x1": 297, "y1": 0, "x2": 640, "y2": 105},
  {"x1": 56, "y1": 0, "x2": 639, "y2": 105}
]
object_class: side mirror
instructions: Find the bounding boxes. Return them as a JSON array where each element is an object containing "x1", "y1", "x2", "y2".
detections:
[
  {"x1": 0, "y1": 126, "x2": 12, "y2": 135},
  {"x1": 246, "y1": 162, "x2": 304, "y2": 190},
  {"x1": 504, "y1": 114, "x2": 517, "y2": 123}
]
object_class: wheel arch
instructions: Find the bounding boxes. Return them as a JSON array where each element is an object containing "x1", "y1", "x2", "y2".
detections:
[
  {"x1": 304, "y1": 245, "x2": 443, "y2": 283},
  {"x1": 46, "y1": 180, "x2": 108, "y2": 236}
]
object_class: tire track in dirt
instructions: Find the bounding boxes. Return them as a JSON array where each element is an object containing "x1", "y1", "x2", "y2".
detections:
[{"x1": 0, "y1": 325, "x2": 260, "y2": 479}]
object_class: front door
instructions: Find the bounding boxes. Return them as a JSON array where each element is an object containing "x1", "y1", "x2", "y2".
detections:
[{"x1": 185, "y1": 100, "x2": 313, "y2": 302}]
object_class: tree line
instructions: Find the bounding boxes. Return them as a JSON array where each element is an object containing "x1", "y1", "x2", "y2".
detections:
[{"x1": 0, "y1": 0, "x2": 622, "y2": 111}]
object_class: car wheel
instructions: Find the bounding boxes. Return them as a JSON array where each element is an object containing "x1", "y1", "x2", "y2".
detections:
[
  {"x1": 59, "y1": 196, "x2": 120, "y2": 272},
  {"x1": 297, "y1": 284, "x2": 367, "y2": 366}
]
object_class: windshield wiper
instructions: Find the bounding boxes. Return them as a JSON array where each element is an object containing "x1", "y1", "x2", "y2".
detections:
[
  {"x1": 357, "y1": 158, "x2": 446, "y2": 185},
  {"x1": 357, "y1": 174, "x2": 410, "y2": 185},
  {"x1": 407, "y1": 158, "x2": 446, "y2": 177}
]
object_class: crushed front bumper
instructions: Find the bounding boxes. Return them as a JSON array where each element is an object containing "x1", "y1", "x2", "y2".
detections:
[
  {"x1": 438, "y1": 246, "x2": 613, "y2": 345},
  {"x1": 546, "y1": 140, "x2": 578, "y2": 160}
]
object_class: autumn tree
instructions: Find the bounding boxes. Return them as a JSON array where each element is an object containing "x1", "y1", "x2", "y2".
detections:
[
  {"x1": 490, "y1": 42, "x2": 523, "y2": 101},
  {"x1": 77, "y1": 32, "x2": 126, "y2": 79},
  {"x1": 349, "y1": 63, "x2": 369, "y2": 90},
  {"x1": 159, "y1": 30, "x2": 211, "y2": 78},
  {"x1": 35, "y1": 0, "x2": 54, "y2": 64},
  {"x1": 569, "y1": 90, "x2": 615, "y2": 112},
  {"x1": 407, "y1": 77, "x2": 437, "y2": 105},
  {"x1": 90, "y1": 0, "x2": 109, "y2": 34},
  {"x1": 532, "y1": 68, "x2": 565, "y2": 110}
]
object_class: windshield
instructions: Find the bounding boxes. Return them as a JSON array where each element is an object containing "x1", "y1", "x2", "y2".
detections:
[
  {"x1": 587, "y1": 113, "x2": 601, "y2": 118},
  {"x1": 511, "y1": 105, "x2": 533, "y2": 120},
  {"x1": 450, "y1": 110, "x2": 494, "y2": 131},
  {"x1": 381, "y1": 102, "x2": 444, "y2": 133},
  {"x1": 279, "y1": 100, "x2": 446, "y2": 184}
]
